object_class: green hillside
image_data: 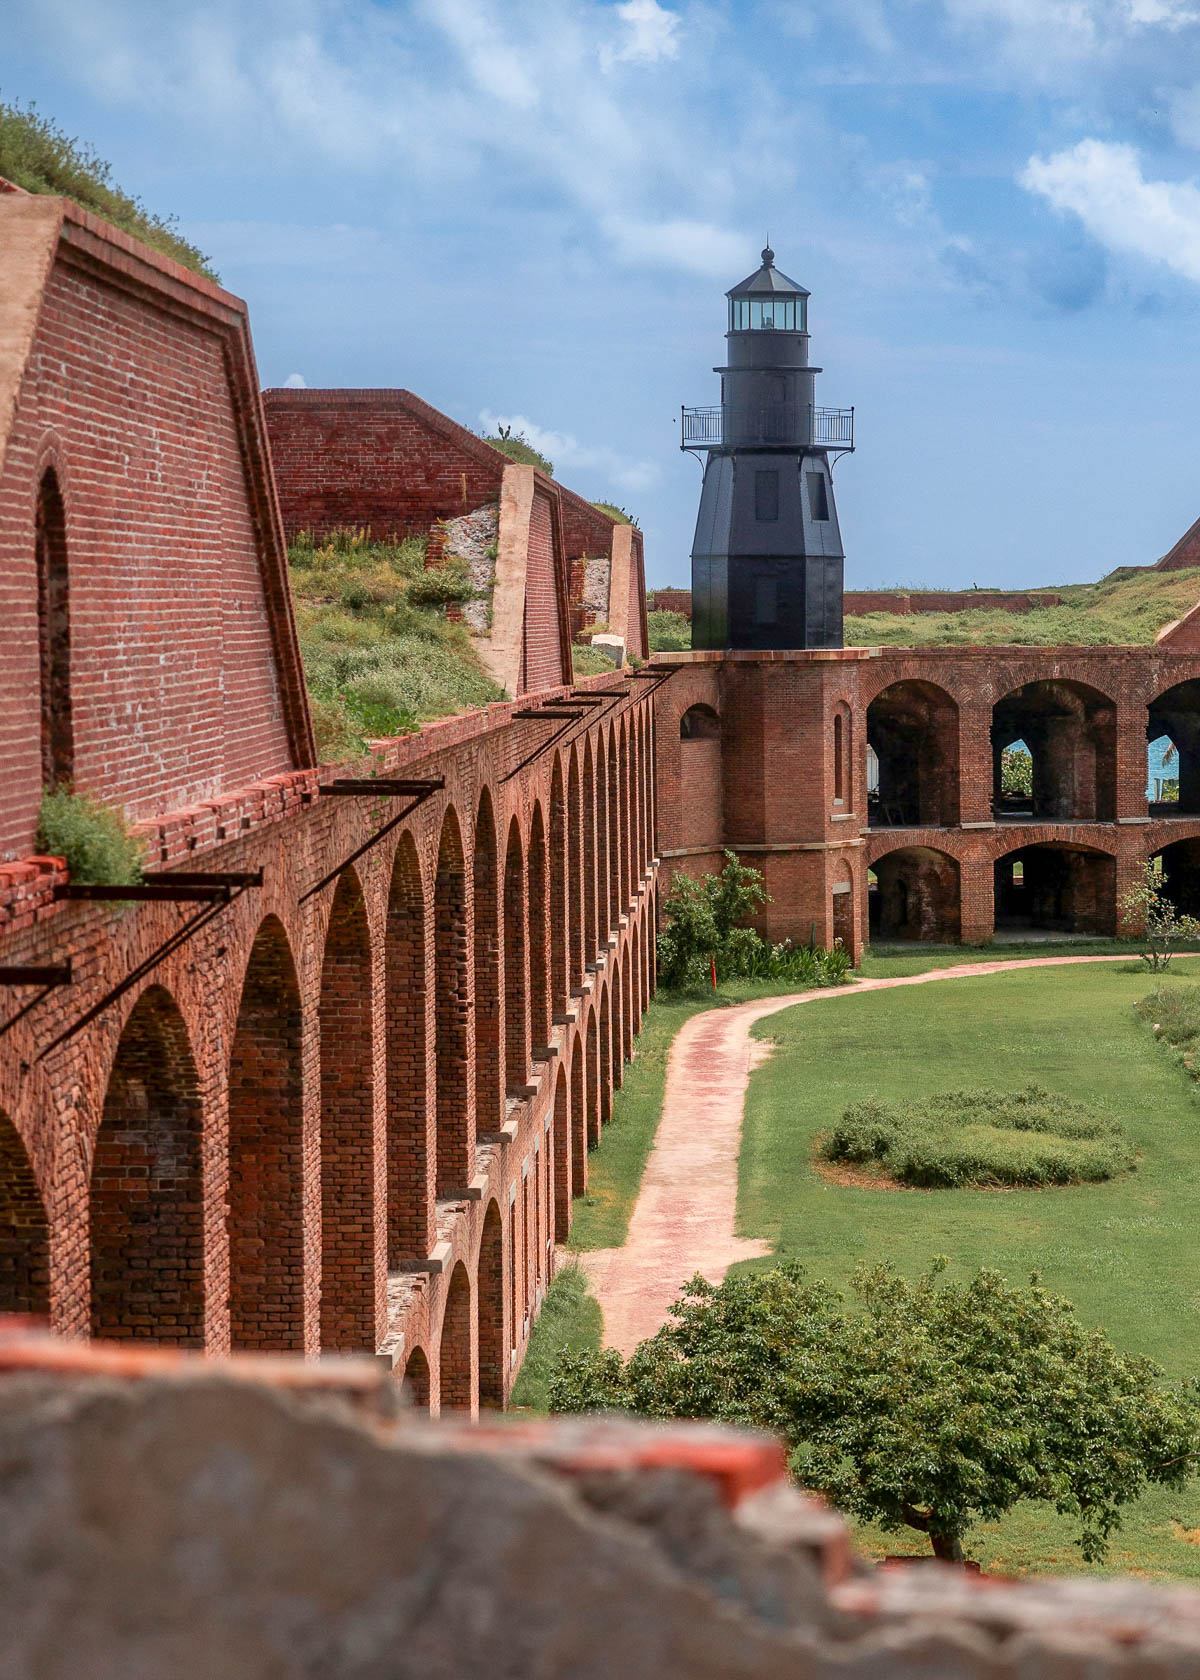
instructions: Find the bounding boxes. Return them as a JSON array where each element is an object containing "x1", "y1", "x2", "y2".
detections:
[{"x1": 845, "y1": 567, "x2": 1200, "y2": 647}]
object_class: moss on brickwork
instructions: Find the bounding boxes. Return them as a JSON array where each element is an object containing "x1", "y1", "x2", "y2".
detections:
[
  {"x1": 845, "y1": 566, "x2": 1200, "y2": 647},
  {"x1": 0, "y1": 101, "x2": 215, "y2": 277},
  {"x1": 289, "y1": 529, "x2": 502, "y2": 760}
]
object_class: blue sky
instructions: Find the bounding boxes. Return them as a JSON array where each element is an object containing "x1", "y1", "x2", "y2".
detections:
[{"x1": 9, "y1": 0, "x2": 1200, "y2": 588}]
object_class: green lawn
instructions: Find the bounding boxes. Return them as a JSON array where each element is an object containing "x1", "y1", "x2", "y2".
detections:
[{"x1": 737, "y1": 955, "x2": 1200, "y2": 1577}]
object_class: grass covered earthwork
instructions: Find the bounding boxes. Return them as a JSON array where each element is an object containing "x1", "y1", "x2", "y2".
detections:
[{"x1": 821, "y1": 1084, "x2": 1135, "y2": 1188}]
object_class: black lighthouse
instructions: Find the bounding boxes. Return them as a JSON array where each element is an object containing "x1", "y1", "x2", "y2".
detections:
[{"x1": 683, "y1": 247, "x2": 853, "y2": 650}]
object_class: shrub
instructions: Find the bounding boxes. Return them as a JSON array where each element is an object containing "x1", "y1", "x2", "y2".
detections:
[
  {"x1": 36, "y1": 787, "x2": 144, "y2": 886},
  {"x1": 405, "y1": 564, "x2": 477, "y2": 608},
  {"x1": 548, "y1": 1260, "x2": 1200, "y2": 1562},
  {"x1": 0, "y1": 100, "x2": 214, "y2": 276},
  {"x1": 821, "y1": 1083, "x2": 1134, "y2": 1188},
  {"x1": 646, "y1": 609, "x2": 691, "y2": 652}
]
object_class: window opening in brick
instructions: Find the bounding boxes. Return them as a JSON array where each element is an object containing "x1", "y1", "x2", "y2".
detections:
[
  {"x1": 1147, "y1": 681, "x2": 1200, "y2": 814},
  {"x1": 680, "y1": 704, "x2": 719, "y2": 741},
  {"x1": 36, "y1": 467, "x2": 73, "y2": 788},
  {"x1": 834, "y1": 713, "x2": 845, "y2": 803}
]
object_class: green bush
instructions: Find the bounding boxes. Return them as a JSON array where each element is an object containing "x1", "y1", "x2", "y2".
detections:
[
  {"x1": 646, "y1": 609, "x2": 691, "y2": 652},
  {"x1": 0, "y1": 100, "x2": 214, "y2": 276},
  {"x1": 405, "y1": 564, "x2": 477, "y2": 607},
  {"x1": 36, "y1": 787, "x2": 144, "y2": 886},
  {"x1": 822, "y1": 1083, "x2": 1134, "y2": 1188}
]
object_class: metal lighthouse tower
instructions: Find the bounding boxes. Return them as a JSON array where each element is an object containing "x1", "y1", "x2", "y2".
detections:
[{"x1": 682, "y1": 246, "x2": 853, "y2": 650}]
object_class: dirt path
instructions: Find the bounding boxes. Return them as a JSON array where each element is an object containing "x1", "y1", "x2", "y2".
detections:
[{"x1": 579, "y1": 954, "x2": 1139, "y2": 1354}]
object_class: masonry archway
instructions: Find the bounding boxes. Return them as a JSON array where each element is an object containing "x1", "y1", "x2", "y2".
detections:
[
  {"x1": 582, "y1": 738, "x2": 598, "y2": 965},
  {"x1": 528, "y1": 804, "x2": 550, "y2": 1053},
  {"x1": 607, "y1": 732, "x2": 621, "y2": 929},
  {"x1": 435, "y1": 810, "x2": 472, "y2": 1192},
  {"x1": 570, "y1": 1043, "x2": 587, "y2": 1198},
  {"x1": 867, "y1": 681, "x2": 958, "y2": 829},
  {"x1": 1152, "y1": 837, "x2": 1200, "y2": 919},
  {"x1": 402, "y1": 1345, "x2": 430, "y2": 1413},
  {"x1": 387, "y1": 833, "x2": 432, "y2": 1261},
  {"x1": 568, "y1": 748, "x2": 584, "y2": 988},
  {"x1": 319, "y1": 869, "x2": 377, "y2": 1353},
  {"x1": 1148, "y1": 682, "x2": 1200, "y2": 814},
  {"x1": 600, "y1": 984, "x2": 614, "y2": 1123},
  {"x1": 36, "y1": 465, "x2": 73, "y2": 789},
  {"x1": 91, "y1": 986, "x2": 204, "y2": 1344},
  {"x1": 554, "y1": 1062, "x2": 571, "y2": 1241},
  {"x1": 678, "y1": 704, "x2": 722, "y2": 852},
  {"x1": 472, "y1": 793, "x2": 503, "y2": 1136},
  {"x1": 439, "y1": 1261, "x2": 474, "y2": 1414},
  {"x1": 228, "y1": 916, "x2": 303, "y2": 1351},
  {"x1": 992, "y1": 681, "x2": 1115, "y2": 822},
  {"x1": 993, "y1": 843, "x2": 1116, "y2": 936},
  {"x1": 586, "y1": 1010, "x2": 601, "y2": 1147},
  {"x1": 595, "y1": 733, "x2": 611, "y2": 938},
  {"x1": 550, "y1": 759, "x2": 569, "y2": 1020},
  {"x1": 478, "y1": 1200, "x2": 505, "y2": 1409},
  {"x1": 0, "y1": 1110, "x2": 48, "y2": 1316},
  {"x1": 503, "y1": 819, "x2": 528, "y2": 1094},
  {"x1": 869, "y1": 847, "x2": 960, "y2": 942}
]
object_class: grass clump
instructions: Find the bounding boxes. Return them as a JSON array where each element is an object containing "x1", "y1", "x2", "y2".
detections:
[
  {"x1": 481, "y1": 424, "x2": 553, "y2": 476},
  {"x1": 821, "y1": 1084, "x2": 1135, "y2": 1188},
  {"x1": 36, "y1": 787, "x2": 144, "y2": 885},
  {"x1": 1134, "y1": 983, "x2": 1200, "y2": 1048},
  {"x1": 647, "y1": 608, "x2": 690, "y2": 651},
  {"x1": 571, "y1": 642, "x2": 619, "y2": 676},
  {"x1": 289, "y1": 530, "x2": 502, "y2": 759},
  {"x1": 510, "y1": 1263, "x2": 602, "y2": 1409},
  {"x1": 591, "y1": 501, "x2": 637, "y2": 525},
  {"x1": 844, "y1": 566, "x2": 1200, "y2": 648},
  {"x1": 0, "y1": 100, "x2": 214, "y2": 277}
]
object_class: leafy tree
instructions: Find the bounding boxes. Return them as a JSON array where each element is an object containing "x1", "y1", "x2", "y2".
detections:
[
  {"x1": 1120, "y1": 859, "x2": 1200, "y2": 972},
  {"x1": 483, "y1": 424, "x2": 554, "y2": 476},
  {"x1": 548, "y1": 1260, "x2": 1199, "y2": 1563},
  {"x1": 1000, "y1": 745, "x2": 1032, "y2": 798}
]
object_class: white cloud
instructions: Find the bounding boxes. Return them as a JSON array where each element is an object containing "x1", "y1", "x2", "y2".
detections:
[
  {"x1": 1126, "y1": 0, "x2": 1199, "y2": 25},
  {"x1": 478, "y1": 410, "x2": 661, "y2": 495},
  {"x1": 601, "y1": 0, "x2": 681, "y2": 69},
  {"x1": 283, "y1": 372, "x2": 308, "y2": 388},
  {"x1": 1022, "y1": 139, "x2": 1200, "y2": 284},
  {"x1": 600, "y1": 214, "x2": 747, "y2": 277}
]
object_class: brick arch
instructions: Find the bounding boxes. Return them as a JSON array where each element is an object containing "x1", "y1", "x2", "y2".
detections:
[
  {"x1": 983, "y1": 827, "x2": 1120, "y2": 864},
  {"x1": 567, "y1": 746, "x2": 584, "y2": 988},
  {"x1": 435, "y1": 807, "x2": 472, "y2": 1194},
  {"x1": 618, "y1": 715, "x2": 631, "y2": 907},
  {"x1": 992, "y1": 678, "x2": 1116, "y2": 823},
  {"x1": 631, "y1": 922, "x2": 643, "y2": 1031},
  {"x1": 472, "y1": 789, "x2": 503, "y2": 1138},
  {"x1": 607, "y1": 729, "x2": 621, "y2": 930},
  {"x1": 477, "y1": 1199, "x2": 505, "y2": 1409},
  {"x1": 227, "y1": 914, "x2": 304, "y2": 1351},
  {"x1": 993, "y1": 839, "x2": 1117, "y2": 937},
  {"x1": 0, "y1": 1107, "x2": 49, "y2": 1317},
  {"x1": 869, "y1": 844, "x2": 960, "y2": 943},
  {"x1": 1147, "y1": 679, "x2": 1200, "y2": 817},
  {"x1": 402, "y1": 1343, "x2": 430, "y2": 1412},
  {"x1": 503, "y1": 816, "x2": 529, "y2": 1094},
  {"x1": 319, "y1": 867, "x2": 379, "y2": 1353},
  {"x1": 438, "y1": 1259, "x2": 474, "y2": 1414},
  {"x1": 1145, "y1": 815, "x2": 1200, "y2": 854},
  {"x1": 585, "y1": 1007, "x2": 602, "y2": 1148},
  {"x1": 553, "y1": 1061, "x2": 571, "y2": 1242},
  {"x1": 582, "y1": 736, "x2": 599, "y2": 964},
  {"x1": 90, "y1": 984, "x2": 204, "y2": 1345},
  {"x1": 596, "y1": 725, "x2": 612, "y2": 936},
  {"x1": 621, "y1": 949, "x2": 634, "y2": 1064},
  {"x1": 549, "y1": 758, "x2": 569, "y2": 1021},
  {"x1": 599, "y1": 982, "x2": 613, "y2": 1126},
  {"x1": 528, "y1": 801, "x2": 550, "y2": 1052},
  {"x1": 867, "y1": 680, "x2": 958, "y2": 830},
  {"x1": 387, "y1": 831, "x2": 433, "y2": 1261},
  {"x1": 570, "y1": 1033, "x2": 587, "y2": 1196}
]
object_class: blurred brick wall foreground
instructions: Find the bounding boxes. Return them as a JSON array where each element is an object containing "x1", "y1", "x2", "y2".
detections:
[{"x1": 5, "y1": 1323, "x2": 1200, "y2": 1679}]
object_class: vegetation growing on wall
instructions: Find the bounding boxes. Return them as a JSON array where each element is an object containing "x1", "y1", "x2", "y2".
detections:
[
  {"x1": 646, "y1": 609, "x2": 691, "y2": 652},
  {"x1": 590, "y1": 501, "x2": 637, "y2": 525},
  {"x1": 0, "y1": 100, "x2": 215, "y2": 277},
  {"x1": 548, "y1": 1259, "x2": 1198, "y2": 1563},
  {"x1": 481, "y1": 424, "x2": 554, "y2": 476},
  {"x1": 36, "y1": 787, "x2": 145, "y2": 886},
  {"x1": 845, "y1": 566, "x2": 1200, "y2": 647},
  {"x1": 288, "y1": 529, "x2": 501, "y2": 760}
]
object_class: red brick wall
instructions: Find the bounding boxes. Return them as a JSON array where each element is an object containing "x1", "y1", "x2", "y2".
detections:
[
  {"x1": 522, "y1": 491, "x2": 565, "y2": 692},
  {"x1": 846, "y1": 590, "x2": 1062, "y2": 616}
]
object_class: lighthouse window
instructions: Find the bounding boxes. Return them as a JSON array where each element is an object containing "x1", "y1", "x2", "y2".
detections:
[
  {"x1": 754, "y1": 470, "x2": 779, "y2": 522},
  {"x1": 729, "y1": 297, "x2": 805, "y2": 332},
  {"x1": 807, "y1": 471, "x2": 830, "y2": 521}
]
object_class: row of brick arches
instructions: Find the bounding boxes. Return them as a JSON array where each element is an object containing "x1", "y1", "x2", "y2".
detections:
[{"x1": 0, "y1": 701, "x2": 659, "y2": 1416}]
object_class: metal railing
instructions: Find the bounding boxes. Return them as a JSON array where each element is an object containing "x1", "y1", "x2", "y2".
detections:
[{"x1": 680, "y1": 404, "x2": 854, "y2": 451}]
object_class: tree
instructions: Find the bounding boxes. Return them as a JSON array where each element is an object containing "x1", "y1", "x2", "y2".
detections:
[
  {"x1": 548, "y1": 1260, "x2": 1198, "y2": 1563},
  {"x1": 1120, "y1": 860, "x2": 1200, "y2": 972},
  {"x1": 655, "y1": 851, "x2": 766, "y2": 990},
  {"x1": 1000, "y1": 745, "x2": 1032, "y2": 799}
]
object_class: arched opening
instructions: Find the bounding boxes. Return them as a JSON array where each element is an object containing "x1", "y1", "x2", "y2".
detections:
[
  {"x1": 228, "y1": 916, "x2": 303, "y2": 1351},
  {"x1": 832, "y1": 871, "x2": 855, "y2": 950},
  {"x1": 582, "y1": 738, "x2": 598, "y2": 965},
  {"x1": 550, "y1": 759, "x2": 569, "y2": 1020},
  {"x1": 599, "y1": 986, "x2": 613, "y2": 1125},
  {"x1": 568, "y1": 748, "x2": 584, "y2": 988},
  {"x1": 618, "y1": 718, "x2": 631, "y2": 907},
  {"x1": 992, "y1": 681, "x2": 1115, "y2": 822},
  {"x1": 528, "y1": 804, "x2": 550, "y2": 1052},
  {"x1": 503, "y1": 820, "x2": 529, "y2": 1093},
  {"x1": 36, "y1": 467, "x2": 73, "y2": 788},
  {"x1": 1152, "y1": 838, "x2": 1200, "y2": 919},
  {"x1": 595, "y1": 733, "x2": 611, "y2": 939},
  {"x1": 439, "y1": 1261, "x2": 474, "y2": 1413},
  {"x1": 0, "y1": 1111, "x2": 49, "y2": 1316},
  {"x1": 402, "y1": 1345, "x2": 430, "y2": 1412},
  {"x1": 478, "y1": 1201, "x2": 505, "y2": 1409},
  {"x1": 607, "y1": 732, "x2": 620, "y2": 930},
  {"x1": 435, "y1": 810, "x2": 472, "y2": 1193},
  {"x1": 993, "y1": 843, "x2": 1116, "y2": 937},
  {"x1": 570, "y1": 1044, "x2": 587, "y2": 1199},
  {"x1": 472, "y1": 794, "x2": 503, "y2": 1137},
  {"x1": 319, "y1": 869, "x2": 377, "y2": 1353},
  {"x1": 610, "y1": 966, "x2": 625, "y2": 1094},
  {"x1": 868, "y1": 848, "x2": 960, "y2": 943},
  {"x1": 91, "y1": 986, "x2": 203, "y2": 1344},
  {"x1": 833, "y1": 711, "x2": 845, "y2": 803},
  {"x1": 631, "y1": 923, "x2": 643, "y2": 1033},
  {"x1": 387, "y1": 833, "x2": 432, "y2": 1261},
  {"x1": 553, "y1": 1063, "x2": 570, "y2": 1241},
  {"x1": 867, "y1": 681, "x2": 958, "y2": 829},
  {"x1": 1148, "y1": 682, "x2": 1200, "y2": 814},
  {"x1": 586, "y1": 1011, "x2": 601, "y2": 1148},
  {"x1": 621, "y1": 954, "x2": 633, "y2": 1062},
  {"x1": 680, "y1": 704, "x2": 720, "y2": 740}
]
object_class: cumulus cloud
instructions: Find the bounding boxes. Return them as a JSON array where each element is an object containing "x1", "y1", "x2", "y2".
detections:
[
  {"x1": 600, "y1": 0, "x2": 681, "y2": 68},
  {"x1": 1023, "y1": 139, "x2": 1200, "y2": 285},
  {"x1": 283, "y1": 372, "x2": 308, "y2": 388},
  {"x1": 479, "y1": 410, "x2": 660, "y2": 495}
]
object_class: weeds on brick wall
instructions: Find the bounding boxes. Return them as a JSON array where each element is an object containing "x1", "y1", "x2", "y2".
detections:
[
  {"x1": 843, "y1": 565, "x2": 1200, "y2": 647},
  {"x1": 590, "y1": 501, "x2": 638, "y2": 526},
  {"x1": 289, "y1": 531, "x2": 502, "y2": 759},
  {"x1": 36, "y1": 787, "x2": 144, "y2": 886},
  {"x1": 820, "y1": 1084, "x2": 1135, "y2": 1188},
  {"x1": 0, "y1": 99, "x2": 215, "y2": 277},
  {"x1": 646, "y1": 609, "x2": 691, "y2": 652},
  {"x1": 481, "y1": 425, "x2": 554, "y2": 476}
]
